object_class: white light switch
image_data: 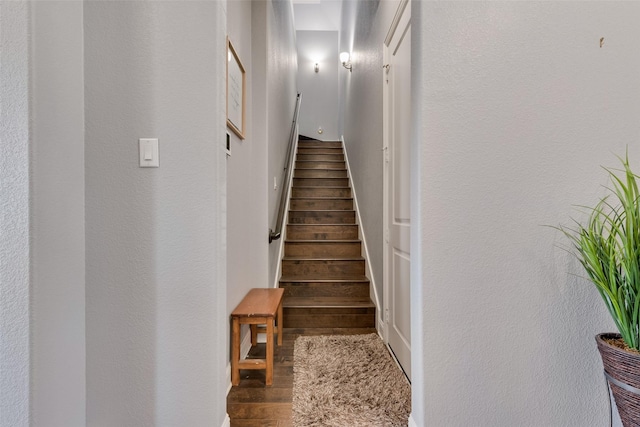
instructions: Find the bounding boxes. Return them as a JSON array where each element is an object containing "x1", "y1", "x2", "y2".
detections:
[{"x1": 139, "y1": 138, "x2": 159, "y2": 167}]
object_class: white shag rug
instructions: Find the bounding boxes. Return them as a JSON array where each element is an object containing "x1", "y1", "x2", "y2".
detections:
[{"x1": 292, "y1": 334, "x2": 411, "y2": 427}]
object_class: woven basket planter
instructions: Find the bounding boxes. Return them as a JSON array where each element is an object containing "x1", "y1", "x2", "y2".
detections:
[{"x1": 596, "y1": 333, "x2": 640, "y2": 426}]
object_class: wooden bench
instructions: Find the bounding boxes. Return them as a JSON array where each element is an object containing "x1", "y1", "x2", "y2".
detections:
[{"x1": 230, "y1": 288, "x2": 284, "y2": 386}]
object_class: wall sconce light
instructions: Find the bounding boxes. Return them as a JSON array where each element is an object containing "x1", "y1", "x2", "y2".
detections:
[
  {"x1": 314, "y1": 63, "x2": 319, "y2": 73},
  {"x1": 340, "y1": 52, "x2": 352, "y2": 72}
]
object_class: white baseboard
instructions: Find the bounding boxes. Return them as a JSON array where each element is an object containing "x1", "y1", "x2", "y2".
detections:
[
  {"x1": 341, "y1": 135, "x2": 383, "y2": 333},
  {"x1": 408, "y1": 414, "x2": 418, "y2": 427},
  {"x1": 221, "y1": 414, "x2": 231, "y2": 427},
  {"x1": 226, "y1": 363, "x2": 231, "y2": 395}
]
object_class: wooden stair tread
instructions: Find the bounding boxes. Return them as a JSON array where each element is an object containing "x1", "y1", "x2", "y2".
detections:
[
  {"x1": 286, "y1": 223, "x2": 357, "y2": 226},
  {"x1": 294, "y1": 164, "x2": 345, "y2": 168},
  {"x1": 283, "y1": 297, "x2": 375, "y2": 308},
  {"x1": 295, "y1": 164, "x2": 346, "y2": 167},
  {"x1": 288, "y1": 210, "x2": 355, "y2": 213},
  {"x1": 284, "y1": 239, "x2": 360, "y2": 244},
  {"x1": 287, "y1": 224, "x2": 356, "y2": 227},
  {"x1": 290, "y1": 197, "x2": 353, "y2": 200},
  {"x1": 292, "y1": 177, "x2": 348, "y2": 180},
  {"x1": 292, "y1": 185, "x2": 349, "y2": 188},
  {"x1": 279, "y1": 275, "x2": 369, "y2": 282},
  {"x1": 295, "y1": 160, "x2": 344, "y2": 163},
  {"x1": 282, "y1": 256, "x2": 364, "y2": 261},
  {"x1": 297, "y1": 147, "x2": 344, "y2": 154},
  {"x1": 293, "y1": 186, "x2": 350, "y2": 189},
  {"x1": 289, "y1": 208, "x2": 353, "y2": 212},
  {"x1": 297, "y1": 151, "x2": 343, "y2": 153}
]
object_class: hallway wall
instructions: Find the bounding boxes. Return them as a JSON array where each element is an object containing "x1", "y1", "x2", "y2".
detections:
[
  {"x1": 30, "y1": 2, "x2": 86, "y2": 425},
  {"x1": 296, "y1": 30, "x2": 340, "y2": 140},
  {"x1": 227, "y1": 0, "x2": 297, "y2": 379},
  {"x1": 2, "y1": 4, "x2": 87, "y2": 426},
  {"x1": 1, "y1": 3, "x2": 31, "y2": 425},
  {"x1": 227, "y1": 0, "x2": 297, "y2": 312},
  {"x1": 3, "y1": 1, "x2": 293, "y2": 425},
  {"x1": 227, "y1": 0, "x2": 269, "y2": 339},
  {"x1": 411, "y1": 2, "x2": 638, "y2": 425},
  {"x1": 339, "y1": 0, "x2": 400, "y2": 316},
  {"x1": 265, "y1": 0, "x2": 299, "y2": 285},
  {"x1": 4, "y1": 2, "x2": 229, "y2": 426},
  {"x1": 84, "y1": 2, "x2": 228, "y2": 425}
]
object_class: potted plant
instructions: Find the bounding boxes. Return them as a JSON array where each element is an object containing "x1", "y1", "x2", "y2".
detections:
[{"x1": 559, "y1": 154, "x2": 640, "y2": 426}]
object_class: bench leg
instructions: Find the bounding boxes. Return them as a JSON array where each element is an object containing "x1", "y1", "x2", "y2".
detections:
[
  {"x1": 266, "y1": 317, "x2": 274, "y2": 386},
  {"x1": 250, "y1": 324, "x2": 258, "y2": 346},
  {"x1": 277, "y1": 301, "x2": 283, "y2": 346},
  {"x1": 231, "y1": 318, "x2": 240, "y2": 386}
]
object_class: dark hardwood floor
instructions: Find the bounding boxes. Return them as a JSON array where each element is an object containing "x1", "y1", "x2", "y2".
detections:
[{"x1": 227, "y1": 327, "x2": 377, "y2": 427}]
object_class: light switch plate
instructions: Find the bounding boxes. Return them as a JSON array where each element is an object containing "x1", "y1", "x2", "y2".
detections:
[{"x1": 139, "y1": 138, "x2": 159, "y2": 167}]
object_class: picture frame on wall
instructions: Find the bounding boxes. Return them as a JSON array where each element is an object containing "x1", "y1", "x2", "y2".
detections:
[{"x1": 226, "y1": 38, "x2": 246, "y2": 140}]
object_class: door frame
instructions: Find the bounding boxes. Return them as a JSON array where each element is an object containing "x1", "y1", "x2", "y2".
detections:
[{"x1": 382, "y1": 0, "x2": 410, "y2": 345}]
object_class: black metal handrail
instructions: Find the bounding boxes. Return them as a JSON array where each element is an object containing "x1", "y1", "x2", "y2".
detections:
[{"x1": 269, "y1": 93, "x2": 302, "y2": 243}]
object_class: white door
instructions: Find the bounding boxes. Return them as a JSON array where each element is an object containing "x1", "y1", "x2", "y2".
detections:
[{"x1": 383, "y1": 0, "x2": 411, "y2": 380}]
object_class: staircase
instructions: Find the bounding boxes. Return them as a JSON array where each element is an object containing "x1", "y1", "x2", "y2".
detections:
[{"x1": 280, "y1": 139, "x2": 376, "y2": 329}]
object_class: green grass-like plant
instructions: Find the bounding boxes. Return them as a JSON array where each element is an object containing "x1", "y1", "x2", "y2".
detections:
[{"x1": 559, "y1": 155, "x2": 640, "y2": 351}]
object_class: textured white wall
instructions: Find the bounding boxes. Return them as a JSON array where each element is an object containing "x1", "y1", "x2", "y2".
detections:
[
  {"x1": 296, "y1": 30, "x2": 340, "y2": 140},
  {"x1": 227, "y1": 0, "x2": 298, "y2": 372},
  {"x1": 227, "y1": 0, "x2": 270, "y2": 323},
  {"x1": 266, "y1": 0, "x2": 299, "y2": 283},
  {"x1": 411, "y1": 2, "x2": 638, "y2": 425},
  {"x1": 30, "y1": 2, "x2": 86, "y2": 425},
  {"x1": 339, "y1": 0, "x2": 399, "y2": 311},
  {"x1": 85, "y1": 2, "x2": 228, "y2": 425},
  {"x1": 0, "y1": 3, "x2": 31, "y2": 425},
  {"x1": 293, "y1": 1, "x2": 342, "y2": 32}
]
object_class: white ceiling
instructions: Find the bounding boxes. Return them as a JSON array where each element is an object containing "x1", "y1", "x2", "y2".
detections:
[{"x1": 293, "y1": 0, "x2": 343, "y2": 32}]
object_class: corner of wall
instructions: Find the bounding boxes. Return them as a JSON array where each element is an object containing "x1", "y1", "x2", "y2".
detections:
[
  {"x1": 0, "y1": 3, "x2": 31, "y2": 425},
  {"x1": 31, "y1": 2, "x2": 87, "y2": 425}
]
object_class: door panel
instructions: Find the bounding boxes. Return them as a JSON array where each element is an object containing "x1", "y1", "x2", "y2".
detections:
[
  {"x1": 392, "y1": 250, "x2": 411, "y2": 344},
  {"x1": 384, "y1": 0, "x2": 411, "y2": 380}
]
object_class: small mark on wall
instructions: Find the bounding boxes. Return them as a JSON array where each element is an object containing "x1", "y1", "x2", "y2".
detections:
[{"x1": 600, "y1": 37, "x2": 605, "y2": 48}]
